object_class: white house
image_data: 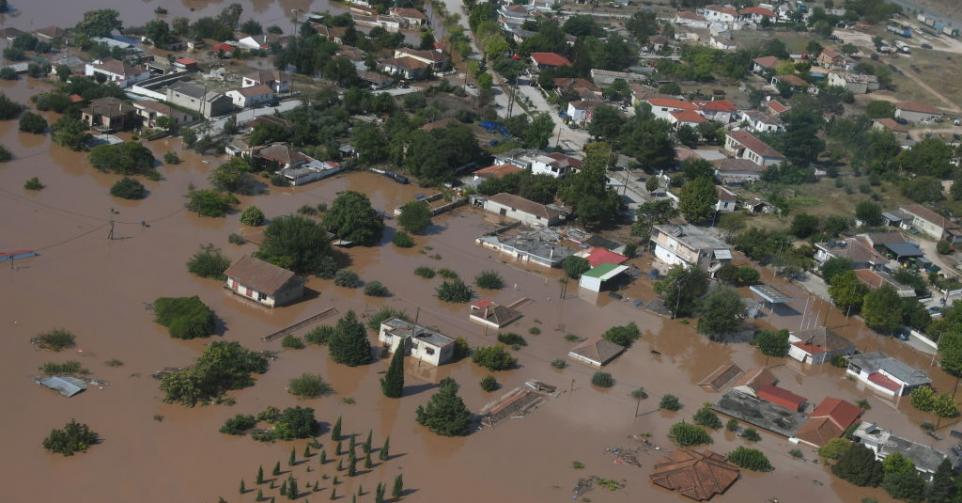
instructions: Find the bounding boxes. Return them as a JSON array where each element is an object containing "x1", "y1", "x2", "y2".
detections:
[
  {"x1": 650, "y1": 224, "x2": 732, "y2": 273},
  {"x1": 242, "y1": 68, "x2": 291, "y2": 93},
  {"x1": 673, "y1": 11, "x2": 709, "y2": 29},
  {"x1": 724, "y1": 130, "x2": 785, "y2": 167},
  {"x1": 224, "y1": 255, "x2": 303, "y2": 307},
  {"x1": 481, "y1": 193, "x2": 567, "y2": 227},
  {"x1": 703, "y1": 5, "x2": 739, "y2": 24},
  {"x1": 377, "y1": 318, "x2": 455, "y2": 367},
  {"x1": 226, "y1": 84, "x2": 274, "y2": 108},
  {"x1": 715, "y1": 186, "x2": 737, "y2": 213},
  {"x1": 787, "y1": 327, "x2": 856, "y2": 365},
  {"x1": 579, "y1": 263, "x2": 629, "y2": 292},
  {"x1": 647, "y1": 97, "x2": 699, "y2": 122},
  {"x1": 854, "y1": 423, "x2": 961, "y2": 480},
  {"x1": 895, "y1": 101, "x2": 942, "y2": 123},
  {"x1": 388, "y1": 7, "x2": 428, "y2": 28},
  {"x1": 566, "y1": 100, "x2": 598, "y2": 125},
  {"x1": 846, "y1": 352, "x2": 931, "y2": 397},
  {"x1": 740, "y1": 110, "x2": 784, "y2": 133},
  {"x1": 84, "y1": 58, "x2": 150, "y2": 88},
  {"x1": 531, "y1": 153, "x2": 581, "y2": 178},
  {"x1": 827, "y1": 72, "x2": 880, "y2": 94}
]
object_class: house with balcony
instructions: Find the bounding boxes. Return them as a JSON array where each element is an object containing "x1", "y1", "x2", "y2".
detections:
[{"x1": 650, "y1": 224, "x2": 732, "y2": 273}]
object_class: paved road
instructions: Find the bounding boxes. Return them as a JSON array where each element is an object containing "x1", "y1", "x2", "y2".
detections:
[
  {"x1": 205, "y1": 98, "x2": 304, "y2": 136},
  {"x1": 516, "y1": 83, "x2": 591, "y2": 150}
]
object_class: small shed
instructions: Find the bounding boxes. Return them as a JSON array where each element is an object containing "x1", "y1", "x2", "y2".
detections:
[
  {"x1": 224, "y1": 255, "x2": 303, "y2": 307},
  {"x1": 579, "y1": 263, "x2": 629, "y2": 292},
  {"x1": 36, "y1": 376, "x2": 87, "y2": 397}
]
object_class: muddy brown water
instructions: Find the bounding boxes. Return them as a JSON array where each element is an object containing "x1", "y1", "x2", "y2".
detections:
[{"x1": 0, "y1": 75, "x2": 927, "y2": 503}]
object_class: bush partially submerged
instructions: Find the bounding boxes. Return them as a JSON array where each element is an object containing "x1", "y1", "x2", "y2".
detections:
[
  {"x1": 33, "y1": 329, "x2": 76, "y2": 351},
  {"x1": 281, "y1": 334, "x2": 305, "y2": 349},
  {"x1": 393, "y1": 231, "x2": 415, "y2": 248},
  {"x1": 288, "y1": 373, "x2": 333, "y2": 398},
  {"x1": 437, "y1": 279, "x2": 473, "y2": 303},
  {"x1": 43, "y1": 420, "x2": 99, "y2": 456},
  {"x1": 333, "y1": 269, "x2": 362, "y2": 288},
  {"x1": 305, "y1": 325, "x2": 335, "y2": 345},
  {"x1": 591, "y1": 372, "x2": 614, "y2": 388},
  {"x1": 475, "y1": 270, "x2": 504, "y2": 290},
  {"x1": 160, "y1": 341, "x2": 269, "y2": 406},
  {"x1": 364, "y1": 281, "x2": 390, "y2": 297},
  {"x1": 153, "y1": 296, "x2": 217, "y2": 339},
  {"x1": 414, "y1": 266, "x2": 435, "y2": 278},
  {"x1": 602, "y1": 322, "x2": 640, "y2": 347},
  {"x1": 110, "y1": 177, "x2": 147, "y2": 200},
  {"x1": 185, "y1": 189, "x2": 238, "y2": 217},
  {"x1": 186, "y1": 244, "x2": 231, "y2": 280},
  {"x1": 472, "y1": 345, "x2": 516, "y2": 371},
  {"x1": 727, "y1": 447, "x2": 772, "y2": 471},
  {"x1": 220, "y1": 414, "x2": 257, "y2": 435},
  {"x1": 367, "y1": 307, "x2": 409, "y2": 331},
  {"x1": 669, "y1": 422, "x2": 712, "y2": 446},
  {"x1": 496, "y1": 332, "x2": 527, "y2": 349}
]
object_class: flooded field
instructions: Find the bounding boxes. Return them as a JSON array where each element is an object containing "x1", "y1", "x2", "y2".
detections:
[{"x1": 0, "y1": 73, "x2": 943, "y2": 503}]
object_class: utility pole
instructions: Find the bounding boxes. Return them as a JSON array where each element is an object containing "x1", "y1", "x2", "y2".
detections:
[{"x1": 106, "y1": 208, "x2": 115, "y2": 240}]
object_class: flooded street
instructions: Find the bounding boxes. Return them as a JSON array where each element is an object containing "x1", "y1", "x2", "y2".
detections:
[{"x1": 0, "y1": 74, "x2": 937, "y2": 503}]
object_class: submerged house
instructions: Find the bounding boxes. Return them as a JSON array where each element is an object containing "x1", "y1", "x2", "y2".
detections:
[
  {"x1": 224, "y1": 255, "x2": 303, "y2": 307},
  {"x1": 469, "y1": 299, "x2": 522, "y2": 329},
  {"x1": 792, "y1": 397, "x2": 862, "y2": 448},
  {"x1": 567, "y1": 336, "x2": 625, "y2": 367},
  {"x1": 787, "y1": 327, "x2": 856, "y2": 365},
  {"x1": 846, "y1": 352, "x2": 931, "y2": 397},
  {"x1": 854, "y1": 422, "x2": 961, "y2": 480},
  {"x1": 377, "y1": 318, "x2": 455, "y2": 366},
  {"x1": 649, "y1": 449, "x2": 740, "y2": 501}
]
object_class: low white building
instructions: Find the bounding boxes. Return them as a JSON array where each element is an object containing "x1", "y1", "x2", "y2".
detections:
[
  {"x1": 84, "y1": 58, "x2": 150, "y2": 88},
  {"x1": 481, "y1": 193, "x2": 567, "y2": 227},
  {"x1": 854, "y1": 423, "x2": 961, "y2": 480},
  {"x1": 568, "y1": 336, "x2": 625, "y2": 367},
  {"x1": 846, "y1": 352, "x2": 931, "y2": 397},
  {"x1": 724, "y1": 130, "x2": 785, "y2": 168},
  {"x1": 226, "y1": 84, "x2": 274, "y2": 108},
  {"x1": 377, "y1": 318, "x2": 455, "y2": 367},
  {"x1": 702, "y1": 5, "x2": 739, "y2": 24},
  {"x1": 827, "y1": 72, "x2": 880, "y2": 94},
  {"x1": 242, "y1": 68, "x2": 291, "y2": 93}
]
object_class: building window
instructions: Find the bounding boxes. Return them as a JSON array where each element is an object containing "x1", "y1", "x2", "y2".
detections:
[{"x1": 425, "y1": 347, "x2": 435, "y2": 355}]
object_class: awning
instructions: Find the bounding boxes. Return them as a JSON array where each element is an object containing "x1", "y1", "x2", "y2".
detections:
[
  {"x1": 714, "y1": 249, "x2": 733, "y2": 260},
  {"x1": 750, "y1": 284, "x2": 792, "y2": 304}
]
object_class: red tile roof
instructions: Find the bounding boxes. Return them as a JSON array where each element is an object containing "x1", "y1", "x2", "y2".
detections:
[
  {"x1": 775, "y1": 74, "x2": 810, "y2": 87},
  {"x1": 741, "y1": 6, "x2": 775, "y2": 16},
  {"x1": 530, "y1": 52, "x2": 572, "y2": 67},
  {"x1": 707, "y1": 5, "x2": 738, "y2": 16},
  {"x1": 672, "y1": 110, "x2": 707, "y2": 124},
  {"x1": 767, "y1": 100, "x2": 790, "y2": 114},
  {"x1": 754, "y1": 385, "x2": 807, "y2": 411},
  {"x1": 650, "y1": 449, "x2": 740, "y2": 501},
  {"x1": 648, "y1": 97, "x2": 698, "y2": 110},
  {"x1": 175, "y1": 57, "x2": 198, "y2": 65},
  {"x1": 868, "y1": 372, "x2": 900, "y2": 392},
  {"x1": 697, "y1": 100, "x2": 736, "y2": 112},
  {"x1": 586, "y1": 247, "x2": 628, "y2": 267},
  {"x1": 811, "y1": 398, "x2": 862, "y2": 430},
  {"x1": 474, "y1": 164, "x2": 523, "y2": 179},
  {"x1": 753, "y1": 56, "x2": 778, "y2": 69}
]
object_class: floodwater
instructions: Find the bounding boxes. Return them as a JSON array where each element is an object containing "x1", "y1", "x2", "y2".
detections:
[{"x1": 0, "y1": 74, "x2": 932, "y2": 503}]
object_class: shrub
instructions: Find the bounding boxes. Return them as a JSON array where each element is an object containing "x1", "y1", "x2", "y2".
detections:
[
  {"x1": 24, "y1": 177, "x2": 44, "y2": 190},
  {"x1": 693, "y1": 407, "x2": 722, "y2": 429},
  {"x1": 0, "y1": 93, "x2": 24, "y2": 119},
  {"x1": 741, "y1": 428, "x2": 761, "y2": 442},
  {"x1": 110, "y1": 177, "x2": 147, "y2": 199},
  {"x1": 0, "y1": 144, "x2": 11, "y2": 161},
  {"x1": 496, "y1": 332, "x2": 526, "y2": 348},
  {"x1": 414, "y1": 266, "x2": 435, "y2": 278},
  {"x1": 228, "y1": 233, "x2": 246, "y2": 245},
  {"x1": 752, "y1": 329, "x2": 790, "y2": 357},
  {"x1": 728, "y1": 447, "x2": 773, "y2": 471},
  {"x1": 186, "y1": 189, "x2": 238, "y2": 217},
  {"x1": 186, "y1": 244, "x2": 231, "y2": 279},
  {"x1": 364, "y1": 281, "x2": 390, "y2": 297},
  {"x1": 551, "y1": 358, "x2": 567, "y2": 369},
  {"x1": 240, "y1": 206, "x2": 265, "y2": 226},
  {"x1": 438, "y1": 268, "x2": 459, "y2": 279},
  {"x1": 334, "y1": 269, "x2": 362, "y2": 288},
  {"x1": 367, "y1": 307, "x2": 409, "y2": 331},
  {"x1": 288, "y1": 373, "x2": 333, "y2": 398},
  {"x1": 163, "y1": 151, "x2": 180, "y2": 164},
  {"x1": 726, "y1": 419, "x2": 739, "y2": 431},
  {"x1": 153, "y1": 296, "x2": 217, "y2": 339},
  {"x1": 393, "y1": 231, "x2": 414, "y2": 248},
  {"x1": 89, "y1": 142, "x2": 156, "y2": 177},
  {"x1": 43, "y1": 420, "x2": 99, "y2": 456},
  {"x1": 33, "y1": 329, "x2": 76, "y2": 351},
  {"x1": 660, "y1": 394, "x2": 682, "y2": 411},
  {"x1": 591, "y1": 372, "x2": 614, "y2": 388},
  {"x1": 475, "y1": 270, "x2": 504, "y2": 289},
  {"x1": 437, "y1": 279, "x2": 473, "y2": 303},
  {"x1": 480, "y1": 375, "x2": 499, "y2": 392},
  {"x1": 272, "y1": 407, "x2": 320, "y2": 440},
  {"x1": 328, "y1": 311, "x2": 372, "y2": 366},
  {"x1": 452, "y1": 337, "x2": 471, "y2": 360},
  {"x1": 305, "y1": 325, "x2": 335, "y2": 345},
  {"x1": 789, "y1": 448, "x2": 804, "y2": 459},
  {"x1": 160, "y1": 341, "x2": 268, "y2": 406},
  {"x1": 602, "y1": 322, "x2": 640, "y2": 347},
  {"x1": 19, "y1": 111, "x2": 47, "y2": 133},
  {"x1": 937, "y1": 240, "x2": 952, "y2": 255},
  {"x1": 472, "y1": 345, "x2": 516, "y2": 370},
  {"x1": 563, "y1": 255, "x2": 591, "y2": 278},
  {"x1": 669, "y1": 422, "x2": 712, "y2": 446},
  {"x1": 529, "y1": 327, "x2": 541, "y2": 335},
  {"x1": 281, "y1": 335, "x2": 305, "y2": 349},
  {"x1": 220, "y1": 414, "x2": 257, "y2": 435},
  {"x1": 297, "y1": 204, "x2": 318, "y2": 216},
  {"x1": 39, "y1": 361, "x2": 88, "y2": 375}
]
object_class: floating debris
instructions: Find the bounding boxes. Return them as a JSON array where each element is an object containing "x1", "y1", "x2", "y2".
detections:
[
  {"x1": 36, "y1": 375, "x2": 87, "y2": 397},
  {"x1": 605, "y1": 446, "x2": 642, "y2": 467}
]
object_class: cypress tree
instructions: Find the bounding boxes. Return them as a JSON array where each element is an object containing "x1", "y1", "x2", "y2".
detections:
[
  {"x1": 357, "y1": 484, "x2": 364, "y2": 496},
  {"x1": 289, "y1": 446, "x2": 297, "y2": 466},
  {"x1": 257, "y1": 465, "x2": 264, "y2": 484},
  {"x1": 363, "y1": 430, "x2": 372, "y2": 453},
  {"x1": 364, "y1": 451, "x2": 372, "y2": 469},
  {"x1": 328, "y1": 311, "x2": 372, "y2": 366},
  {"x1": 273, "y1": 461, "x2": 282, "y2": 476},
  {"x1": 349, "y1": 434, "x2": 356, "y2": 454},
  {"x1": 349, "y1": 452, "x2": 357, "y2": 476},
  {"x1": 333, "y1": 475, "x2": 339, "y2": 485},
  {"x1": 375, "y1": 482, "x2": 385, "y2": 503},
  {"x1": 320, "y1": 449, "x2": 327, "y2": 464},
  {"x1": 240, "y1": 479, "x2": 247, "y2": 494},
  {"x1": 303, "y1": 444, "x2": 311, "y2": 458},
  {"x1": 332, "y1": 417, "x2": 342, "y2": 440},
  {"x1": 337, "y1": 458, "x2": 344, "y2": 471},
  {"x1": 287, "y1": 476, "x2": 298, "y2": 500},
  {"x1": 381, "y1": 343, "x2": 405, "y2": 398},
  {"x1": 279, "y1": 478, "x2": 288, "y2": 497},
  {"x1": 929, "y1": 458, "x2": 956, "y2": 503},
  {"x1": 415, "y1": 377, "x2": 472, "y2": 436},
  {"x1": 352, "y1": 495, "x2": 357, "y2": 503},
  {"x1": 257, "y1": 489, "x2": 264, "y2": 501},
  {"x1": 330, "y1": 487, "x2": 336, "y2": 500},
  {"x1": 832, "y1": 443, "x2": 883, "y2": 487},
  {"x1": 393, "y1": 474, "x2": 403, "y2": 499},
  {"x1": 336, "y1": 439, "x2": 343, "y2": 455},
  {"x1": 379, "y1": 436, "x2": 390, "y2": 461}
]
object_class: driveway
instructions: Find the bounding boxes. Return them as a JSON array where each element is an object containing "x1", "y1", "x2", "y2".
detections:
[{"x1": 516, "y1": 83, "x2": 590, "y2": 150}]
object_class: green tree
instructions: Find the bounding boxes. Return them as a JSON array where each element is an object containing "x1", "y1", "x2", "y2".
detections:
[
  {"x1": 471, "y1": 345, "x2": 516, "y2": 370},
  {"x1": 558, "y1": 142, "x2": 620, "y2": 229},
  {"x1": 19, "y1": 111, "x2": 47, "y2": 134},
  {"x1": 821, "y1": 257, "x2": 853, "y2": 284},
  {"x1": 693, "y1": 407, "x2": 722, "y2": 429},
  {"x1": 437, "y1": 279, "x2": 473, "y2": 303},
  {"x1": 862, "y1": 285, "x2": 903, "y2": 334},
  {"x1": 256, "y1": 215, "x2": 332, "y2": 274},
  {"x1": 75, "y1": 9, "x2": 123, "y2": 37},
  {"x1": 696, "y1": 287, "x2": 744, "y2": 340},
  {"x1": 416, "y1": 377, "x2": 472, "y2": 436},
  {"x1": 323, "y1": 191, "x2": 384, "y2": 246},
  {"x1": 185, "y1": 190, "x2": 237, "y2": 217},
  {"x1": 110, "y1": 177, "x2": 147, "y2": 200},
  {"x1": 256, "y1": 466, "x2": 264, "y2": 485},
  {"x1": 328, "y1": 311, "x2": 372, "y2": 366},
  {"x1": 380, "y1": 436, "x2": 390, "y2": 460},
  {"x1": 897, "y1": 138, "x2": 954, "y2": 179},
  {"x1": 602, "y1": 323, "x2": 640, "y2": 347},
  {"x1": 186, "y1": 244, "x2": 231, "y2": 280},
  {"x1": 669, "y1": 422, "x2": 712, "y2": 446},
  {"x1": 153, "y1": 296, "x2": 217, "y2": 339},
  {"x1": 562, "y1": 255, "x2": 591, "y2": 279},
  {"x1": 210, "y1": 158, "x2": 257, "y2": 194},
  {"x1": 832, "y1": 443, "x2": 883, "y2": 487},
  {"x1": 881, "y1": 453, "x2": 925, "y2": 502},
  {"x1": 655, "y1": 266, "x2": 710, "y2": 318},
  {"x1": 790, "y1": 213, "x2": 820, "y2": 239},
  {"x1": 927, "y1": 458, "x2": 956, "y2": 503},
  {"x1": 727, "y1": 447, "x2": 772, "y2": 471},
  {"x1": 828, "y1": 270, "x2": 868, "y2": 314},
  {"x1": 678, "y1": 176, "x2": 717, "y2": 224},
  {"x1": 752, "y1": 329, "x2": 790, "y2": 357},
  {"x1": 42, "y1": 419, "x2": 99, "y2": 456},
  {"x1": 240, "y1": 206, "x2": 265, "y2": 226},
  {"x1": 631, "y1": 199, "x2": 676, "y2": 240},
  {"x1": 89, "y1": 142, "x2": 156, "y2": 177},
  {"x1": 938, "y1": 331, "x2": 962, "y2": 398},
  {"x1": 380, "y1": 341, "x2": 405, "y2": 398},
  {"x1": 52, "y1": 115, "x2": 91, "y2": 150},
  {"x1": 397, "y1": 201, "x2": 432, "y2": 234}
]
